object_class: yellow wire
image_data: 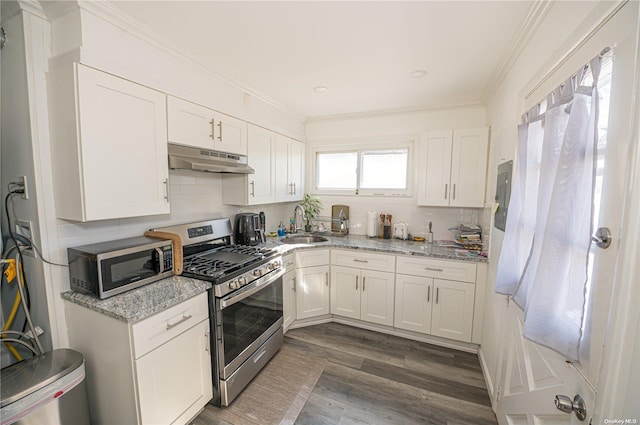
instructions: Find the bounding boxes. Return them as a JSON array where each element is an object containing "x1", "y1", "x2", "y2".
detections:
[{"x1": 2, "y1": 261, "x2": 26, "y2": 361}]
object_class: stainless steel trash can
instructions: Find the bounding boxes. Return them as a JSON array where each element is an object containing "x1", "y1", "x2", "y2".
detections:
[{"x1": 1, "y1": 348, "x2": 90, "y2": 425}]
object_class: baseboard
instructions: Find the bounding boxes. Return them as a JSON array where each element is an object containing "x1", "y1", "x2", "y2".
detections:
[{"x1": 478, "y1": 347, "x2": 497, "y2": 410}]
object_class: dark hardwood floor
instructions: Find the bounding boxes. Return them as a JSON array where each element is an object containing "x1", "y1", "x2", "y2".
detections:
[{"x1": 192, "y1": 323, "x2": 497, "y2": 425}]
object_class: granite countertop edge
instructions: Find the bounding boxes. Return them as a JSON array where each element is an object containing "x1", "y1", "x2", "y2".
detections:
[
  {"x1": 267, "y1": 234, "x2": 488, "y2": 263},
  {"x1": 61, "y1": 275, "x2": 211, "y2": 324}
]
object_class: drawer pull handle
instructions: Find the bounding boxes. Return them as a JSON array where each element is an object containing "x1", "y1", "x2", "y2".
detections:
[
  {"x1": 166, "y1": 314, "x2": 193, "y2": 330},
  {"x1": 426, "y1": 267, "x2": 444, "y2": 272},
  {"x1": 353, "y1": 259, "x2": 369, "y2": 263}
]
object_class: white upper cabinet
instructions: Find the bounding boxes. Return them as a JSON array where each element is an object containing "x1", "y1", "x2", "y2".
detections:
[
  {"x1": 417, "y1": 128, "x2": 489, "y2": 208},
  {"x1": 167, "y1": 96, "x2": 247, "y2": 155},
  {"x1": 275, "y1": 135, "x2": 304, "y2": 202},
  {"x1": 222, "y1": 124, "x2": 276, "y2": 205},
  {"x1": 48, "y1": 63, "x2": 170, "y2": 222}
]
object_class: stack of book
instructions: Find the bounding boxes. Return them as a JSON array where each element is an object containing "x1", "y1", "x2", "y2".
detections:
[{"x1": 452, "y1": 224, "x2": 482, "y2": 250}]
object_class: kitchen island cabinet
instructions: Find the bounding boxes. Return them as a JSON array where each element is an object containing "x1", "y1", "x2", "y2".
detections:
[
  {"x1": 48, "y1": 63, "x2": 170, "y2": 221},
  {"x1": 64, "y1": 288, "x2": 212, "y2": 425}
]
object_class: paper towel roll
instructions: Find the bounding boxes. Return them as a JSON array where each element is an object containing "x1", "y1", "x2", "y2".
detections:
[{"x1": 367, "y1": 211, "x2": 378, "y2": 237}]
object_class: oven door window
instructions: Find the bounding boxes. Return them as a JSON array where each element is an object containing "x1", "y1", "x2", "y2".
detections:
[{"x1": 221, "y1": 278, "x2": 283, "y2": 364}]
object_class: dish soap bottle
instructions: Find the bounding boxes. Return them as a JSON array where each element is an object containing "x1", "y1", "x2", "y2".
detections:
[{"x1": 278, "y1": 222, "x2": 286, "y2": 237}]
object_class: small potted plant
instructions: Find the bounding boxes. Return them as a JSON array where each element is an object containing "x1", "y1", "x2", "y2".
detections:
[{"x1": 300, "y1": 194, "x2": 322, "y2": 232}]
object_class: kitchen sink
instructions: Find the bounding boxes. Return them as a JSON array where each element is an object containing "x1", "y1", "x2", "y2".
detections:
[{"x1": 280, "y1": 235, "x2": 329, "y2": 244}]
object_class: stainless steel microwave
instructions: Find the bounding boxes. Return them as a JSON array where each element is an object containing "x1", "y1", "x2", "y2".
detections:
[{"x1": 68, "y1": 236, "x2": 173, "y2": 299}]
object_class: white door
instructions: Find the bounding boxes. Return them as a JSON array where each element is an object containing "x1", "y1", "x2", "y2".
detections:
[
  {"x1": 496, "y1": 3, "x2": 638, "y2": 423},
  {"x1": 296, "y1": 266, "x2": 330, "y2": 319},
  {"x1": 216, "y1": 112, "x2": 247, "y2": 155},
  {"x1": 430, "y1": 279, "x2": 474, "y2": 343},
  {"x1": 330, "y1": 266, "x2": 360, "y2": 319},
  {"x1": 417, "y1": 131, "x2": 452, "y2": 206},
  {"x1": 274, "y1": 135, "x2": 291, "y2": 202},
  {"x1": 360, "y1": 270, "x2": 395, "y2": 326},
  {"x1": 282, "y1": 269, "x2": 297, "y2": 331},
  {"x1": 289, "y1": 139, "x2": 304, "y2": 201},
  {"x1": 394, "y1": 274, "x2": 432, "y2": 334},
  {"x1": 246, "y1": 124, "x2": 275, "y2": 205},
  {"x1": 167, "y1": 96, "x2": 215, "y2": 150},
  {"x1": 450, "y1": 128, "x2": 489, "y2": 208}
]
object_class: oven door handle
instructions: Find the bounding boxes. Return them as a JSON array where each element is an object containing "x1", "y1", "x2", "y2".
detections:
[{"x1": 219, "y1": 268, "x2": 285, "y2": 309}]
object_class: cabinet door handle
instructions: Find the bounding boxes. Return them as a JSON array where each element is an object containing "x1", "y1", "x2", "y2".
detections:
[
  {"x1": 166, "y1": 314, "x2": 192, "y2": 330},
  {"x1": 355, "y1": 275, "x2": 359, "y2": 290},
  {"x1": 353, "y1": 259, "x2": 369, "y2": 263},
  {"x1": 217, "y1": 121, "x2": 223, "y2": 141},
  {"x1": 362, "y1": 277, "x2": 366, "y2": 291},
  {"x1": 427, "y1": 286, "x2": 431, "y2": 302},
  {"x1": 250, "y1": 181, "x2": 255, "y2": 196},
  {"x1": 209, "y1": 119, "x2": 215, "y2": 139},
  {"x1": 293, "y1": 277, "x2": 296, "y2": 292},
  {"x1": 453, "y1": 184, "x2": 456, "y2": 200},
  {"x1": 325, "y1": 272, "x2": 329, "y2": 286},
  {"x1": 205, "y1": 331, "x2": 210, "y2": 353},
  {"x1": 436, "y1": 287, "x2": 439, "y2": 304},
  {"x1": 293, "y1": 182, "x2": 296, "y2": 195},
  {"x1": 163, "y1": 178, "x2": 169, "y2": 201},
  {"x1": 444, "y1": 183, "x2": 448, "y2": 200},
  {"x1": 426, "y1": 267, "x2": 444, "y2": 272}
]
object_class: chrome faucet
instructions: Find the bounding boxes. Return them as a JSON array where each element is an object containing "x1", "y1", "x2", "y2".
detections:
[{"x1": 293, "y1": 204, "x2": 306, "y2": 233}]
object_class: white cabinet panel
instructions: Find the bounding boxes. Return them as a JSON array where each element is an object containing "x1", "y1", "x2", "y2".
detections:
[
  {"x1": 417, "y1": 128, "x2": 488, "y2": 208},
  {"x1": 360, "y1": 270, "x2": 395, "y2": 326},
  {"x1": 136, "y1": 319, "x2": 212, "y2": 425},
  {"x1": 394, "y1": 274, "x2": 433, "y2": 334},
  {"x1": 167, "y1": 96, "x2": 247, "y2": 155},
  {"x1": 297, "y1": 249, "x2": 330, "y2": 268},
  {"x1": 330, "y1": 266, "x2": 360, "y2": 319},
  {"x1": 222, "y1": 124, "x2": 276, "y2": 205},
  {"x1": 275, "y1": 135, "x2": 304, "y2": 202},
  {"x1": 49, "y1": 63, "x2": 169, "y2": 221},
  {"x1": 331, "y1": 249, "x2": 396, "y2": 273},
  {"x1": 283, "y1": 268, "x2": 297, "y2": 331},
  {"x1": 396, "y1": 256, "x2": 476, "y2": 283},
  {"x1": 431, "y1": 279, "x2": 475, "y2": 342},
  {"x1": 296, "y1": 265, "x2": 330, "y2": 319}
]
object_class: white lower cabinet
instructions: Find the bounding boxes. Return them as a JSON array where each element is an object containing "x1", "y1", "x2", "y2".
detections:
[
  {"x1": 395, "y1": 256, "x2": 477, "y2": 343},
  {"x1": 282, "y1": 254, "x2": 297, "y2": 331},
  {"x1": 296, "y1": 249, "x2": 330, "y2": 320},
  {"x1": 331, "y1": 266, "x2": 395, "y2": 326},
  {"x1": 64, "y1": 293, "x2": 212, "y2": 425}
]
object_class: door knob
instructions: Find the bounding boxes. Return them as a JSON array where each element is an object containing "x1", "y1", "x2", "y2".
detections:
[{"x1": 554, "y1": 394, "x2": 587, "y2": 421}]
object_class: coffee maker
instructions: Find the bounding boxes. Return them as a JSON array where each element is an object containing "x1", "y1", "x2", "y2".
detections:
[{"x1": 234, "y1": 213, "x2": 266, "y2": 245}]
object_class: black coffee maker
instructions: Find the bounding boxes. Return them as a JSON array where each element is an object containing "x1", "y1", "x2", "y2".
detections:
[{"x1": 234, "y1": 213, "x2": 266, "y2": 245}]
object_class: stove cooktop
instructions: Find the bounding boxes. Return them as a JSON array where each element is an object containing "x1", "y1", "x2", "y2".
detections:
[{"x1": 182, "y1": 244, "x2": 277, "y2": 282}]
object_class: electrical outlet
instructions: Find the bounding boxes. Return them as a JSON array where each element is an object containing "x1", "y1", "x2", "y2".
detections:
[{"x1": 18, "y1": 176, "x2": 28, "y2": 199}]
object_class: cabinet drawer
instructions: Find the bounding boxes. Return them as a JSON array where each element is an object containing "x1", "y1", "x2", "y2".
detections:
[
  {"x1": 296, "y1": 249, "x2": 329, "y2": 268},
  {"x1": 131, "y1": 292, "x2": 209, "y2": 359},
  {"x1": 282, "y1": 253, "x2": 297, "y2": 272},
  {"x1": 396, "y1": 256, "x2": 476, "y2": 283},
  {"x1": 331, "y1": 249, "x2": 395, "y2": 273}
]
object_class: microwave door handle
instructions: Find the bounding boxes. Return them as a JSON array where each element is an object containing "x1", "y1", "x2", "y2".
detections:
[{"x1": 155, "y1": 247, "x2": 164, "y2": 274}]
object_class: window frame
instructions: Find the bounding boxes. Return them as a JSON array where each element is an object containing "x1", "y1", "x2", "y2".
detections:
[{"x1": 310, "y1": 139, "x2": 415, "y2": 197}]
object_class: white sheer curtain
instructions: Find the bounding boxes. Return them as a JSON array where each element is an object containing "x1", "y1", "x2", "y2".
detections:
[{"x1": 495, "y1": 56, "x2": 601, "y2": 361}]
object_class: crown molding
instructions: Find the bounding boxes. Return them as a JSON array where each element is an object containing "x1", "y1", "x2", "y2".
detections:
[
  {"x1": 480, "y1": 0, "x2": 554, "y2": 104},
  {"x1": 75, "y1": 0, "x2": 306, "y2": 123},
  {"x1": 306, "y1": 101, "x2": 486, "y2": 124}
]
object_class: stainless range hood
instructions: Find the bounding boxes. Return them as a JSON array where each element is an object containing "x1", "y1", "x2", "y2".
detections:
[{"x1": 168, "y1": 143, "x2": 254, "y2": 174}]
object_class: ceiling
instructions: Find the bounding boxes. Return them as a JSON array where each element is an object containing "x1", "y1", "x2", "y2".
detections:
[{"x1": 111, "y1": 1, "x2": 535, "y2": 119}]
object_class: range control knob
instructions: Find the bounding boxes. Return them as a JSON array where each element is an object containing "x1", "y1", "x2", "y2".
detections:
[
  {"x1": 253, "y1": 269, "x2": 263, "y2": 277},
  {"x1": 268, "y1": 262, "x2": 276, "y2": 270},
  {"x1": 229, "y1": 280, "x2": 239, "y2": 290},
  {"x1": 238, "y1": 276, "x2": 247, "y2": 286}
]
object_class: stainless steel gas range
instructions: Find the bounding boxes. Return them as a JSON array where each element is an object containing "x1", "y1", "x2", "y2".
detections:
[{"x1": 153, "y1": 218, "x2": 284, "y2": 406}]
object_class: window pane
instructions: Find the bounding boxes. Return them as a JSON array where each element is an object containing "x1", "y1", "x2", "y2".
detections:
[
  {"x1": 360, "y1": 149, "x2": 408, "y2": 189},
  {"x1": 317, "y1": 152, "x2": 357, "y2": 189}
]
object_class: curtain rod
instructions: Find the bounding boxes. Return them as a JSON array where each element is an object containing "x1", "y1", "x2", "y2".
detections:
[{"x1": 525, "y1": 0, "x2": 627, "y2": 101}]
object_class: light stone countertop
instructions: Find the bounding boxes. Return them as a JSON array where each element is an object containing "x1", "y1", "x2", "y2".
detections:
[
  {"x1": 265, "y1": 234, "x2": 488, "y2": 263},
  {"x1": 61, "y1": 234, "x2": 485, "y2": 323},
  {"x1": 61, "y1": 275, "x2": 211, "y2": 323}
]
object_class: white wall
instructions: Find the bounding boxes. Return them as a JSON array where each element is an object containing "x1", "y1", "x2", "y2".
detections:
[{"x1": 305, "y1": 105, "x2": 492, "y2": 241}]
